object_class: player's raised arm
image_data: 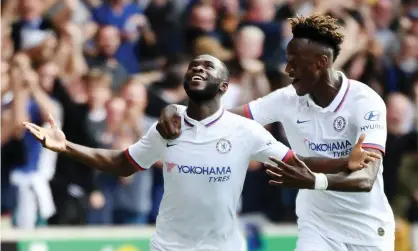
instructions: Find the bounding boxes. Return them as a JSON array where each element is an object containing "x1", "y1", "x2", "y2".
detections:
[
  {"x1": 156, "y1": 103, "x2": 248, "y2": 138},
  {"x1": 23, "y1": 115, "x2": 164, "y2": 177},
  {"x1": 157, "y1": 88, "x2": 292, "y2": 139},
  {"x1": 157, "y1": 104, "x2": 184, "y2": 139},
  {"x1": 248, "y1": 120, "x2": 294, "y2": 165},
  {"x1": 231, "y1": 87, "x2": 292, "y2": 126}
]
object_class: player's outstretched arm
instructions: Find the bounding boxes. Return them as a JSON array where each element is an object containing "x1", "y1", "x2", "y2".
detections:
[
  {"x1": 265, "y1": 134, "x2": 382, "y2": 192},
  {"x1": 228, "y1": 105, "x2": 247, "y2": 118},
  {"x1": 22, "y1": 114, "x2": 137, "y2": 177}
]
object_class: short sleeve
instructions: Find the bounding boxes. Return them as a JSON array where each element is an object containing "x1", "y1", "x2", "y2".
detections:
[
  {"x1": 245, "y1": 86, "x2": 293, "y2": 126},
  {"x1": 124, "y1": 123, "x2": 166, "y2": 170},
  {"x1": 248, "y1": 121, "x2": 294, "y2": 163},
  {"x1": 353, "y1": 96, "x2": 387, "y2": 155}
]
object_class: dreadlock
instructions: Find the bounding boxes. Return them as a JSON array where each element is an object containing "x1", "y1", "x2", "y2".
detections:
[{"x1": 288, "y1": 14, "x2": 345, "y2": 61}]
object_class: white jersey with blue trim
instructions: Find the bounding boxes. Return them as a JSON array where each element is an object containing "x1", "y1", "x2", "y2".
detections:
[
  {"x1": 126, "y1": 107, "x2": 292, "y2": 251},
  {"x1": 246, "y1": 72, "x2": 395, "y2": 245}
]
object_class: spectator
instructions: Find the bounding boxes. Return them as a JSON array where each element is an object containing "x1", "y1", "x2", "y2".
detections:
[
  {"x1": 144, "y1": 55, "x2": 189, "y2": 127},
  {"x1": 92, "y1": 0, "x2": 148, "y2": 73},
  {"x1": 11, "y1": 0, "x2": 56, "y2": 52},
  {"x1": 372, "y1": 0, "x2": 399, "y2": 58},
  {"x1": 383, "y1": 34, "x2": 418, "y2": 96},
  {"x1": 143, "y1": 0, "x2": 184, "y2": 57},
  {"x1": 121, "y1": 78, "x2": 149, "y2": 136},
  {"x1": 89, "y1": 95, "x2": 151, "y2": 225},
  {"x1": 185, "y1": 4, "x2": 218, "y2": 54},
  {"x1": 222, "y1": 25, "x2": 270, "y2": 109},
  {"x1": 8, "y1": 53, "x2": 60, "y2": 228},
  {"x1": 86, "y1": 26, "x2": 129, "y2": 92},
  {"x1": 84, "y1": 69, "x2": 113, "y2": 144},
  {"x1": 48, "y1": 69, "x2": 111, "y2": 226},
  {"x1": 384, "y1": 93, "x2": 416, "y2": 203},
  {"x1": 406, "y1": 7, "x2": 418, "y2": 37},
  {"x1": 239, "y1": 0, "x2": 282, "y2": 68}
]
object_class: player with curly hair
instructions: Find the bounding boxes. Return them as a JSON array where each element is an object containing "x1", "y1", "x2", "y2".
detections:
[{"x1": 158, "y1": 14, "x2": 395, "y2": 251}]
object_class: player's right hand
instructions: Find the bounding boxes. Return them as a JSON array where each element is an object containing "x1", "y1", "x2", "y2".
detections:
[
  {"x1": 157, "y1": 104, "x2": 181, "y2": 139},
  {"x1": 347, "y1": 133, "x2": 381, "y2": 171},
  {"x1": 22, "y1": 114, "x2": 66, "y2": 153}
]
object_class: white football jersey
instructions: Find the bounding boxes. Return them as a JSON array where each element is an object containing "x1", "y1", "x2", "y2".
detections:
[
  {"x1": 125, "y1": 107, "x2": 292, "y2": 251},
  {"x1": 246, "y1": 72, "x2": 395, "y2": 245}
]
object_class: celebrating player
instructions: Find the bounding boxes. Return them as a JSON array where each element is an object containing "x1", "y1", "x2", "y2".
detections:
[
  {"x1": 24, "y1": 54, "x2": 379, "y2": 251},
  {"x1": 157, "y1": 15, "x2": 395, "y2": 251}
]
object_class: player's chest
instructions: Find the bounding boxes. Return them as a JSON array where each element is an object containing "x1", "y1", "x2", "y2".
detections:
[
  {"x1": 285, "y1": 110, "x2": 357, "y2": 158},
  {"x1": 161, "y1": 135, "x2": 249, "y2": 183}
]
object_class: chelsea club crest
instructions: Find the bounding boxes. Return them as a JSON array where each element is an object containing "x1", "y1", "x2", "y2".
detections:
[
  {"x1": 216, "y1": 139, "x2": 232, "y2": 154},
  {"x1": 333, "y1": 116, "x2": 346, "y2": 132}
]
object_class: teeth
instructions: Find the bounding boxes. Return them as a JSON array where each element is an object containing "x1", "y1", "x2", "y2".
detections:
[{"x1": 192, "y1": 76, "x2": 203, "y2": 80}]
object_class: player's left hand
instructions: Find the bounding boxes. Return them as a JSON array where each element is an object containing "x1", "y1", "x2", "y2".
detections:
[
  {"x1": 347, "y1": 133, "x2": 381, "y2": 171},
  {"x1": 264, "y1": 155, "x2": 315, "y2": 189}
]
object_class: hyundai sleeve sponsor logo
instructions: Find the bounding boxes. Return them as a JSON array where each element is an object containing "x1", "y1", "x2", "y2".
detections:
[
  {"x1": 364, "y1": 111, "x2": 381, "y2": 121},
  {"x1": 360, "y1": 124, "x2": 385, "y2": 131}
]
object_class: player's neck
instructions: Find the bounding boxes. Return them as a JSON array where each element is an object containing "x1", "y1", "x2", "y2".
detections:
[
  {"x1": 310, "y1": 70, "x2": 342, "y2": 108},
  {"x1": 186, "y1": 99, "x2": 221, "y2": 121}
]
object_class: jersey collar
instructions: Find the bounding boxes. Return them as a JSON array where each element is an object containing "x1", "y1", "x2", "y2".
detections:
[
  {"x1": 306, "y1": 71, "x2": 351, "y2": 113},
  {"x1": 184, "y1": 106, "x2": 225, "y2": 127}
]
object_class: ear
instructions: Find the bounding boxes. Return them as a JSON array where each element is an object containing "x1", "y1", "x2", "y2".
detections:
[
  {"x1": 219, "y1": 81, "x2": 228, "y2": 93},
  {"x1": 318, "y1": 54, "x2": 329, "y2": 69}
]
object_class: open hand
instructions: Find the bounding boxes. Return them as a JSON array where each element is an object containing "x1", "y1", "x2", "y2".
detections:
[
  {"x1": 265, "y1": 155, "x2": 315, "y2": 189},
  {"x1": 22, "y1": 114, "x2": 66, "y2": 152},
  {"x1": 156, "y1": 105, "x2": 181, "y2": 140},
  {"x1": 347, "y1": 133, "x2": 381, "y2": 171}
]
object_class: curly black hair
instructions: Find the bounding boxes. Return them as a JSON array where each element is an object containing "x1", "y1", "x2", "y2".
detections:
[{"x1": 289, "y1": 14, "x2": 345, "y2": 61}]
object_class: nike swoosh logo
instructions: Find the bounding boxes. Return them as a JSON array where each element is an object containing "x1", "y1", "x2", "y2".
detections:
[
  {"x1": 166, "y1": 143, "x2": 177, "y2": 148},
  {"x1": 297, "y1": 119, "x2": 311, "y2": 124}
]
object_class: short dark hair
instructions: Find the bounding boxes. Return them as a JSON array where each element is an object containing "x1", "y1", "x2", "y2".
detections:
[
  {"x1": 219, "y1": 60, "x2": 230, "y2": 83},
  {"x1": 289, "y1": 14, "x2": 344, "y2": 61}
]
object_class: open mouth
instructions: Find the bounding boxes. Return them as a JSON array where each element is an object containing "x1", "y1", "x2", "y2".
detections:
[{"x1": 191, "y1": 75, "x2": 205, "y2": 81}]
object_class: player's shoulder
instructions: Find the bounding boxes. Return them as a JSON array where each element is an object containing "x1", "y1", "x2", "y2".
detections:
[
  {"x1": 223, "y1": 111, "x2": 267, "y2": 132},
  {"x1": 277, "y1": 84, "x2": 297, "y2": 93},
  {"x1": 271, "y1": 84, "x2": 297, "y2": 98},
  {"x1": 347, "y1": 80, "x2": 385, "y2": 108},
  {"x1": 256, "y1": 85, "x2": 297, "y2": 102}
]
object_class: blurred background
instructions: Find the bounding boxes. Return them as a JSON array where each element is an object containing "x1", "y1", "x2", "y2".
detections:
[{"x1": 1, "y1": 0, "x2": 417, "y2": 250}]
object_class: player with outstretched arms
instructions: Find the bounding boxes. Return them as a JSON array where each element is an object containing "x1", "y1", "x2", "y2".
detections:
[
  {"x1": 157, "y1": 15, "x2": 395, "y2": 251},
  {"x1": 24, "y1": 54, "x2": 379, "y2": 251}
]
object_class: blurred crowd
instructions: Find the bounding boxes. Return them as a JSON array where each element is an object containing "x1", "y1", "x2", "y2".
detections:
[{"x1": 1, "y1": 0, "x2": 417, "y2": 242}]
